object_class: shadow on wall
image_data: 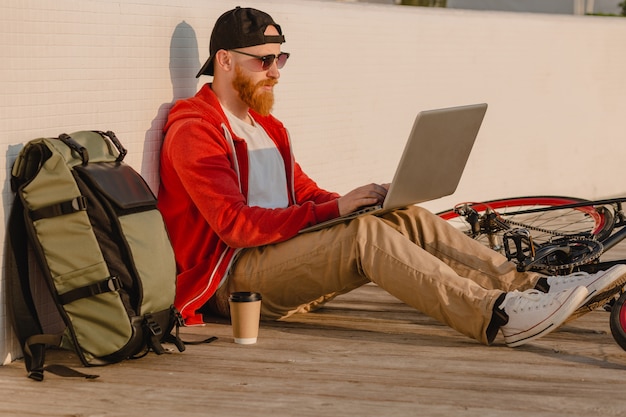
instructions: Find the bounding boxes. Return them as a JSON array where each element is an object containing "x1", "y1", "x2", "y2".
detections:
[
  {"x1": 3, "y1": 145, "x2": 24, "y2": 216},
  {"x1": 2, "y1": 144, "x2": 26, "y2": 363},
  {"x1": 142, "y1": 21, "x2": 201, "y2": 193}
]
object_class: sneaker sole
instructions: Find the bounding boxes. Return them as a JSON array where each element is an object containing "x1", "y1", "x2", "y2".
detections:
[
  {"x1": 504, "y1": 286, "x2": 588, "y2": 348},
  {"x1": 568, "y1": 264, "x2": 626, "y2": 322}
]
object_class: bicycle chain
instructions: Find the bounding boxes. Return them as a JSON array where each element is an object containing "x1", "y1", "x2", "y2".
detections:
[
  {"x1": 502, "y1": 218, "x2": 577, "y2": 237},
  {"x1": 533, "y1": 239, "x2": 604, "y2": 272}
]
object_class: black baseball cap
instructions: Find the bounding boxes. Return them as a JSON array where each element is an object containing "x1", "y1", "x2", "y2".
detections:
[{"x1": 196, "y1": 7, "x2": 285, "y2": 77}]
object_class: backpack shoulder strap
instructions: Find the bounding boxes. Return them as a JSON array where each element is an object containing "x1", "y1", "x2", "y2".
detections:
[{"x1": 6, "y1": 196, "x2": 52, "y2": 380}]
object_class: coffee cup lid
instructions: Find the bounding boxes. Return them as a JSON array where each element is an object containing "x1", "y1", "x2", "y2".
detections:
[{"x1": 229, "y1": 291, "x2": 262, "y2": 302}]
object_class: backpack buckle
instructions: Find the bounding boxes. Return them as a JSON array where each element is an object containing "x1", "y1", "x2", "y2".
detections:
[
  {"x1": 144, "y1": 314, "x2": 163, "y2": 337},
  {"x1": 71, "y1": 196, "x2": 88, "y2": 212}
]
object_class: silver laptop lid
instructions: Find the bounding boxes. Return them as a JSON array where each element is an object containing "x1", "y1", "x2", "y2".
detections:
[{"x1": 383, "y1": 103, "x2": 487, "y2": 209}]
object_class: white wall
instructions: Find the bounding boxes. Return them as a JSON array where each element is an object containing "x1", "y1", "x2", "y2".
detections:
[
  {"x1": 447, "y1": 0, "x2": 622, "y2": 15},
  {"x1": 1, "y1": 0, "x2": 625, "y2": 363}
]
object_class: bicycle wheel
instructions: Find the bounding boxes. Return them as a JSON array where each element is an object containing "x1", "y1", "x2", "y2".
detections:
[
  {"x1": 610, "y1": 291, "x2": 626, "y2": 351},
  {"x1": 437, "y1": 196, "x2": 611, "y2": 253}
]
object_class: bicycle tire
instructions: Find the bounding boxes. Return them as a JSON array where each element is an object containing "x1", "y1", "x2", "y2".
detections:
[
  {"x1": 436, "y1": 196, "x2": 611, "y2": 253},
  {"x1": 609, "y1": 291, "x2": 626, "y2": 351}
]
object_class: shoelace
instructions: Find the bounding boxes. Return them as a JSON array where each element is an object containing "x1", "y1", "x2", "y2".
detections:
[
  {"x1": 549, "y1": 271, "x2": 592, "y2": 287},
  {"x1": 503, "y1": 289, "x2": 556, "y2": 313},
  {"x1": 562, "y1": 272, "x2": 590, "y2": 280}
]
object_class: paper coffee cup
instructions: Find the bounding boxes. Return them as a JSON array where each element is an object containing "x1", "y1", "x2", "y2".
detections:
[{"x1": 228, "y1": 292, "x2": 262, "y2": 344}]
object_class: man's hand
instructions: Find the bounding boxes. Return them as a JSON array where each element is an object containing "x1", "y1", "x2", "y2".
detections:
[{"x1": 337, "y1": 183, "x2": 389, "y2": 216}]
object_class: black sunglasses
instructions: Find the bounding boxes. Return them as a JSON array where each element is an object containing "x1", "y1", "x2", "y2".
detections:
[{"x1": 230, "y1": 50, "x2": 290, "y2": 71}]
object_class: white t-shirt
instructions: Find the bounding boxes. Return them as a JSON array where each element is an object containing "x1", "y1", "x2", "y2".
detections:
[{"x1": 223, "y1": 110, "x2": 289, "y2": 209}]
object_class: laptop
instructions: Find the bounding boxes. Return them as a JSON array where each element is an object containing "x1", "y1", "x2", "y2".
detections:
[{"x1": 299, "y1": 103, "x2": 488, "y2": 233}]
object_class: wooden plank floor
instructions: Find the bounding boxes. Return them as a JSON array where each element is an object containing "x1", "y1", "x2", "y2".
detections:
[{"x1": 1, "y1": 281, "x2": 626, "y2": 417}]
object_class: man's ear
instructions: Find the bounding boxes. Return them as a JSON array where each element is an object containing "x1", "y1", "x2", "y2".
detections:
[{"x1": 214, "y1": 50, "x2": 232, "y2": 73}]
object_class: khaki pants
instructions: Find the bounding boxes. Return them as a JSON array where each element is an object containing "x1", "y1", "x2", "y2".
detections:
[{"x1": 212, "y1": 206, "x2": 539, "y2": 344}]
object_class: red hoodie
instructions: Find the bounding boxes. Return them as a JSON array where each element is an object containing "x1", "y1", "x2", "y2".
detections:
[{"x1": 158, "y1": 84, "x2": 340, "y2": 324}]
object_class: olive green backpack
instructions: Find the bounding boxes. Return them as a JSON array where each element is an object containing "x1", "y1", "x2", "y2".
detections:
[{"x1": 6, "y1": 130, "x2": 185, "y2": 380}]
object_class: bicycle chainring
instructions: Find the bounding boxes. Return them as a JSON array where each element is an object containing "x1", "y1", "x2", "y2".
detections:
[{"x1": 524, "y1": 237, "x2": 604, "y2": 273}]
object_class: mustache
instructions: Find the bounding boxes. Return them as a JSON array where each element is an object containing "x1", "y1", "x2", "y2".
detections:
[{"x1": 257, "y1": 79, "x2": 278, "y2": 88}]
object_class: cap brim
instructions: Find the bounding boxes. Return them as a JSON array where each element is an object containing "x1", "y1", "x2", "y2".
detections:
[{"x1": 196, "y1": 55, "x2": 214, "y2": 78}]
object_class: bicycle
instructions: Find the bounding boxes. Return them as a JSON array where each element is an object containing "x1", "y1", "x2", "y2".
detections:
[{"x1": 436, "y1": 195, "x2": 626, "y2": 351}]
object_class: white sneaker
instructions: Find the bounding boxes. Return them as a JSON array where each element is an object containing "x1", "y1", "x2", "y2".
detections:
[
  {"x1": 547, "y1": 264, "x2": 626, "y2": 318},
  {"x1": 500, "y1": 286, "x2": 588, "y2": 347}
]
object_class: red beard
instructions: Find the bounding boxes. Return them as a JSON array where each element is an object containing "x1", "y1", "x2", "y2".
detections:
[{"x1": 232, "y1": 65, "x2": 278, "y2": 116}]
